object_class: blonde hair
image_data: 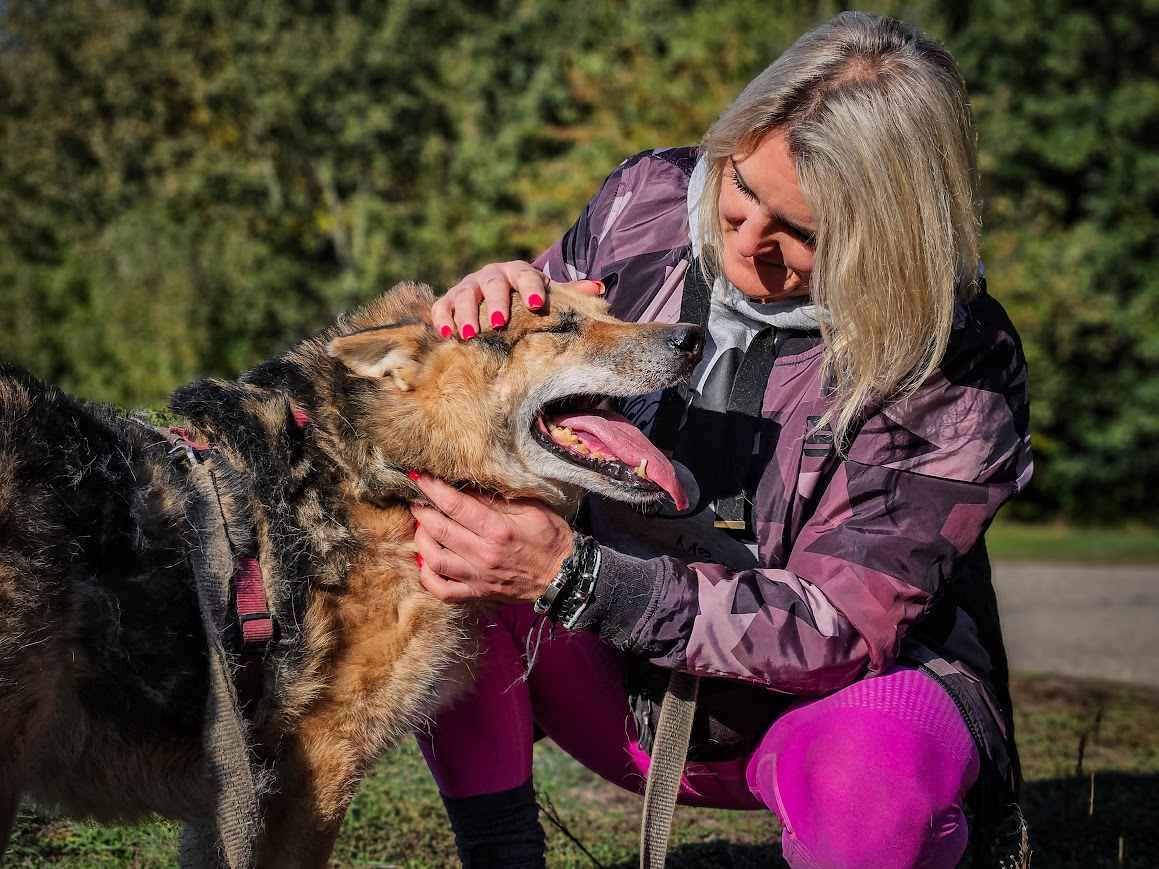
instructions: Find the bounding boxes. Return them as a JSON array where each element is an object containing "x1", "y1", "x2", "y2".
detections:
[{"x1": 699, "y1": 11, "x2": 981, "y2": 445}]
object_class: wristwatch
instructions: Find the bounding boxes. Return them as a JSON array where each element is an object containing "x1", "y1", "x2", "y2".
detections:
[
  {"x1": 532, "y1": 530, "x2": 602, "y2": 629},
  {"x1": 556, "y1": 536, "x2": 601, "y2": 630}
]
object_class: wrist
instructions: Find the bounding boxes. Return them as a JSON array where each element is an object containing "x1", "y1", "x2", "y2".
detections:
[
  {"x1": 554, "y1": 535, "x2": 601, "y2": 630},
  {"x1": 533, "y1": 531, "x2": 601, "y2": 629},
  {"x1": 532, "y1": 531, "x2": 579, "y2": 618},
  {"x1": 568, "y1": 546, "x2": 655, "y2": 647}
]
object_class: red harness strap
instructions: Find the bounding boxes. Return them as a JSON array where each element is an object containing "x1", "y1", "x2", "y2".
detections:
[
  {"x1": 233, "y1": 556, "x2": 274, "y2": 647},
  {"x1": 168, "y1": 406, "x2": 308, "y2": 654}
]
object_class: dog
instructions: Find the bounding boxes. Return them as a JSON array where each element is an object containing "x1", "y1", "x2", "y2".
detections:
[{"x1": 0, "y1": 280, "x2": 703, "y2": 867}]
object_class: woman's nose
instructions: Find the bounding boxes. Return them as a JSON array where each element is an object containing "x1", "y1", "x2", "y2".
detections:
[{"x1": 733, "y1": 220, "x2": 773, "y2": 259}]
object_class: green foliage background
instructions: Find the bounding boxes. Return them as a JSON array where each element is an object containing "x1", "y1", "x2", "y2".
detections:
[{"x1": 1, "y1": 0, "x2": 1155, "y2": 522}]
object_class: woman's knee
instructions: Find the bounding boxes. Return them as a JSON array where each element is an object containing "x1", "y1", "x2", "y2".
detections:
[{"x1": 761, "y1": 710, "x2": 976, "y2": 868}]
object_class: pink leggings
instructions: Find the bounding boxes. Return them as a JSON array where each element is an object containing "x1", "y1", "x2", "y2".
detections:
[{"x1": 418, "y1": 605, "x2": 980, "y2": 869}]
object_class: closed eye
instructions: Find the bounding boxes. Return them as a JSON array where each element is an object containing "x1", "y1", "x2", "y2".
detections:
[
  {"x1": 729, "y1": 165, "x2": 760, "y2": 205},
  {"x1": 541, "y1": 311, "x2": 582, "y2": 335},
  {"x1": 504, "y1": 310, "x2": 582, "y2": 348},
  {"x1": 730, "y1": 160, "x2": 816, "y2": 248}
]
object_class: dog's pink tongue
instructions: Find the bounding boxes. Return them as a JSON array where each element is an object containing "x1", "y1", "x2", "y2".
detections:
[{"x1": 552, "y1": 410, "x2": 687, "y2": 510}]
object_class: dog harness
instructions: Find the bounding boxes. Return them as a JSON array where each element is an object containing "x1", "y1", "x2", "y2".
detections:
[{"x1": 168, "y1": 426, "x2": 276, "y2": 655}]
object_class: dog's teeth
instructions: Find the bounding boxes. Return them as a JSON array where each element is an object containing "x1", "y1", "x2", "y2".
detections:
[
  {"x1": 635, "y1": 458, "x2": 648, "y2": 479},
  {"x1": 550, "y1": 425, "x2": 579, "y2": 446}
]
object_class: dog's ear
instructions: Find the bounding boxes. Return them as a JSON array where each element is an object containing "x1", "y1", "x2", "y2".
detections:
[{"x1": 326, "y1": 322, "x2": 432, "y2": 392}]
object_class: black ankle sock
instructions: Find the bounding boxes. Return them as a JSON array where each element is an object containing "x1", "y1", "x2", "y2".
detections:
[{"x1": 440, "y1": 780, "x2": 546, "y2": 868}]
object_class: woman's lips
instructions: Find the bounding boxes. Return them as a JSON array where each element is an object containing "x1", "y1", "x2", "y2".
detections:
[
  {"x1": 753, "y1": 252, "x2": 785, "y2": 266},
  {"x1": 754, "y1": 257, "x2": 787, "y2": 272}
]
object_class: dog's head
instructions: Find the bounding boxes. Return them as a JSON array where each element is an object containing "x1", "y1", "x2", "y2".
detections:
[{"x1": 321, "y1": 281, "x2": 702, "y2": 510}]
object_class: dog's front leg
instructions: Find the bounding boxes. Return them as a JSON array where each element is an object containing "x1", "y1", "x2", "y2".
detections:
[
  {"x1": 253, "y1": 731, "x2": 363, "y2": 869},
  {"x1": 254, "y1": 797, "x2": 348, "y2": 869}
]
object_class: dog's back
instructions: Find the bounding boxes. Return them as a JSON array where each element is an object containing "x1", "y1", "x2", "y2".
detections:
[{"x1": 0, "y1": 365, "x2": 211, "y2": 832}]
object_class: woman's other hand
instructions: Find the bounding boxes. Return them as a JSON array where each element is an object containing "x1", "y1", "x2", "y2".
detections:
[
  {"x1": 432, "y1": 260, "x2": 604, "y2": 340},
  {"x1": 409, "y1": 473, "x2": 574, "y2": 603}
]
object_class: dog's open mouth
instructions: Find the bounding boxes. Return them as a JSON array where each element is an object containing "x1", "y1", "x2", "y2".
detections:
[{"x1": 532, "y1": 398, "x2": 688, "y2": 510}]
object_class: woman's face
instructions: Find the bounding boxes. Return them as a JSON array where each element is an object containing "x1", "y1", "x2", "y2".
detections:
[{"x1": 717, "y1": 129, "x2": 817, "y2": 302}]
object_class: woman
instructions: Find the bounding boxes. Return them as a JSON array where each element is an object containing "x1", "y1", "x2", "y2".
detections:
[{"x1": 410, "y1": 11, "x2": 1032, "y2": 869}]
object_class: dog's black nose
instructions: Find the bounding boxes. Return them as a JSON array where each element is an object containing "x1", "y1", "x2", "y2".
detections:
[{"x1": 667, "y1": 324, "x2": 705, "y2": 360}]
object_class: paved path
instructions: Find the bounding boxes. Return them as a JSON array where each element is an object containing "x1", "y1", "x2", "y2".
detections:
[{"x1": 993, "y1": 561, "x2": 1159, "y2": 687}]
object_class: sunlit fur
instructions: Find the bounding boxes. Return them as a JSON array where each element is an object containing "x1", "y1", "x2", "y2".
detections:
[
  {"x1": 0, "y1": 282, "x2": 698, "y2": 867},
  {"x1": 319, "y1": 283, "x2": 697, "y2": 511},
  {"x1": 698, "y1": 10, "x2": 981, "y2": 446}
]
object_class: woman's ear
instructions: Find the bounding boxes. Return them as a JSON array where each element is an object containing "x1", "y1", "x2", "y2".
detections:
[{"x1": 327, "y1": 322, "x2": 432, "y2": 391}]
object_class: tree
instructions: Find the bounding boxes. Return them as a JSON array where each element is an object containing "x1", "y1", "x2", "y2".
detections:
[{"x1": 1, "y1": 0, "x2": 1154, "y2": 521}]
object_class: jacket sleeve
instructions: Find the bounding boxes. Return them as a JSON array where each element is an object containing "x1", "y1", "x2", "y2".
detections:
[
  {"x1": 533, "y1": 148, "x2": 694, "y2": 322},
  {"x1": 576, "y1": 305, "x2": 1033, "y2": 696}
]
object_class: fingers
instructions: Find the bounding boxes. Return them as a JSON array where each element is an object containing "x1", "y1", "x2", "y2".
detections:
[
  {"x1": 432, "y1": 277, "x2": 481, "y2": 340},
  {"x1": 409, "y1": 473, "x2": 505, "y2": 539},
  {"x1": 435, "y1": 261, "x2": 608, "y2": 342},
  {"x1": 414, "y1": 520, "x2": 480, "y2": 582},
  {"x1": 509, "y1": 266, "x2": 549, "y2": 312},
  {"x1": 412, "y1": 503, "x2": 488, "y2": 564},
  {"x1": 437, "y1": 261, "x2": 533, "y2": 341},
  {"x1": 449, "y1": 281, "x2": 483, "y2": 341},
  {"x1": 412, "y1": 516, "x2": 483, "y2": 603},
  {"x1": 559, "y1": 278, "x2": 606, "y2": 297},
  {"x1": 412, "y1": 512, "x2": 507, "y2": 603},
  {"x1": 418, "y1": 562, "x2": 479, "y2": 602}
]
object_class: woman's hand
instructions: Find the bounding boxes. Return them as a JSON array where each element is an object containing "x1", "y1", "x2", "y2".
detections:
[
  {"x1": 409, "y1": 473, "x2": 574, "y2": 603},
  {"x1": 432, "y1": 260, "x2": 604, "y2": 340}
]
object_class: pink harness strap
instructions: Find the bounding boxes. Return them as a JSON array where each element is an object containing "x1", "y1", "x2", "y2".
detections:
[
  {"x1": 166, "y1": 403, "x2": 310, "y2": 654},
  {"x1": 233, "y1": 556, "x2": 274, "y2": 647}
]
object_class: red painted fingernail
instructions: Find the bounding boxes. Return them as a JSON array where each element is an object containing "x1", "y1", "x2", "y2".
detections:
[
  {"x1": 460, "y1": 323, "x2": 477, "y2": 340},
  {"x1": 593, "y1": 280, "x2": 605, "y2": 294},
  {"x1": 406, "y1": 470, "x2": 421, "y2": 481},
  {"x1": 439, "y1": 324, "x2": 453, "y2": 339},
  {"x1": 527, "y1": 293, "x2": 544, "y2": 309},
  {"x1": 415, "y1": 553, "x2": 424, "y2": 568},
  {"x1": 490, "y1": 310, "x2": 507, "y2": 328}
]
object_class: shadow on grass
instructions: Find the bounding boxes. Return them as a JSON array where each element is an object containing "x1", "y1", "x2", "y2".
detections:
[
  {"x1": 1018, "y1": 772, "x2": 1158, "y2": 868},
  {"x1": 602, "y1": 773, "x2": 1158, "y2": 869}
]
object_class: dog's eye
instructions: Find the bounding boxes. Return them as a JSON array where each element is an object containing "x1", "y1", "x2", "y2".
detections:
[{"x1": 542, "y1": 312, "x2": 581, "y2": 335}]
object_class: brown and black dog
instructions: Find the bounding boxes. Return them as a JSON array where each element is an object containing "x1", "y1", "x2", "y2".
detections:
[{"x1": 0, "y1": 281, "x2": 702, "y2": 866}]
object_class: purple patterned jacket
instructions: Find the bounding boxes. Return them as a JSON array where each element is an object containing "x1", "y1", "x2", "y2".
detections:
[{"x1": 535, "y1": 147, "x2": 1033, "y2": 823}]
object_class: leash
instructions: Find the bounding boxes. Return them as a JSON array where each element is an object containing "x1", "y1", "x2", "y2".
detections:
[
  {"x1": 639, "y1": 670, "x2": 699, "y2": 869},
  {"x1": 170, "y1": 427, "x2": 275, "y2": 647},
  {"x1": 537, "y1": 790, "x2": 607, "y2": 869},
  {"x1": 164, "y1": 424, "x2": 283, "y2": 869}
]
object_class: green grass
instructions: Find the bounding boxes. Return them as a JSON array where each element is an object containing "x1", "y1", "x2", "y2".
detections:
[
  {"x1": 986, "y1": 518, "x2": 1159, "y2": 563},
  {"x1": 8, "y1": 675, "x2": 1159, "y2": 867}
]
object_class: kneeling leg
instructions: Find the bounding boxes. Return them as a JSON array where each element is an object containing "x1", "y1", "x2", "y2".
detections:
[{"x1": 746, "y1": 669, "x2": 980, "y2": 869}]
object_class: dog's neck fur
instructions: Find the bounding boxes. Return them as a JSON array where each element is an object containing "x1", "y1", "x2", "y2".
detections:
[{"x1": 172, "y1": 354, "x2": 415, "y2": 513}]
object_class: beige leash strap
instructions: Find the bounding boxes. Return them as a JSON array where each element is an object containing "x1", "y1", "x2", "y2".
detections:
[
  {"x1": 639, "y1": 671, "x2": 699, "y2": 869},
  {"x1": 182, "y1": 457, "x2": 261, "y2": 869}
]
